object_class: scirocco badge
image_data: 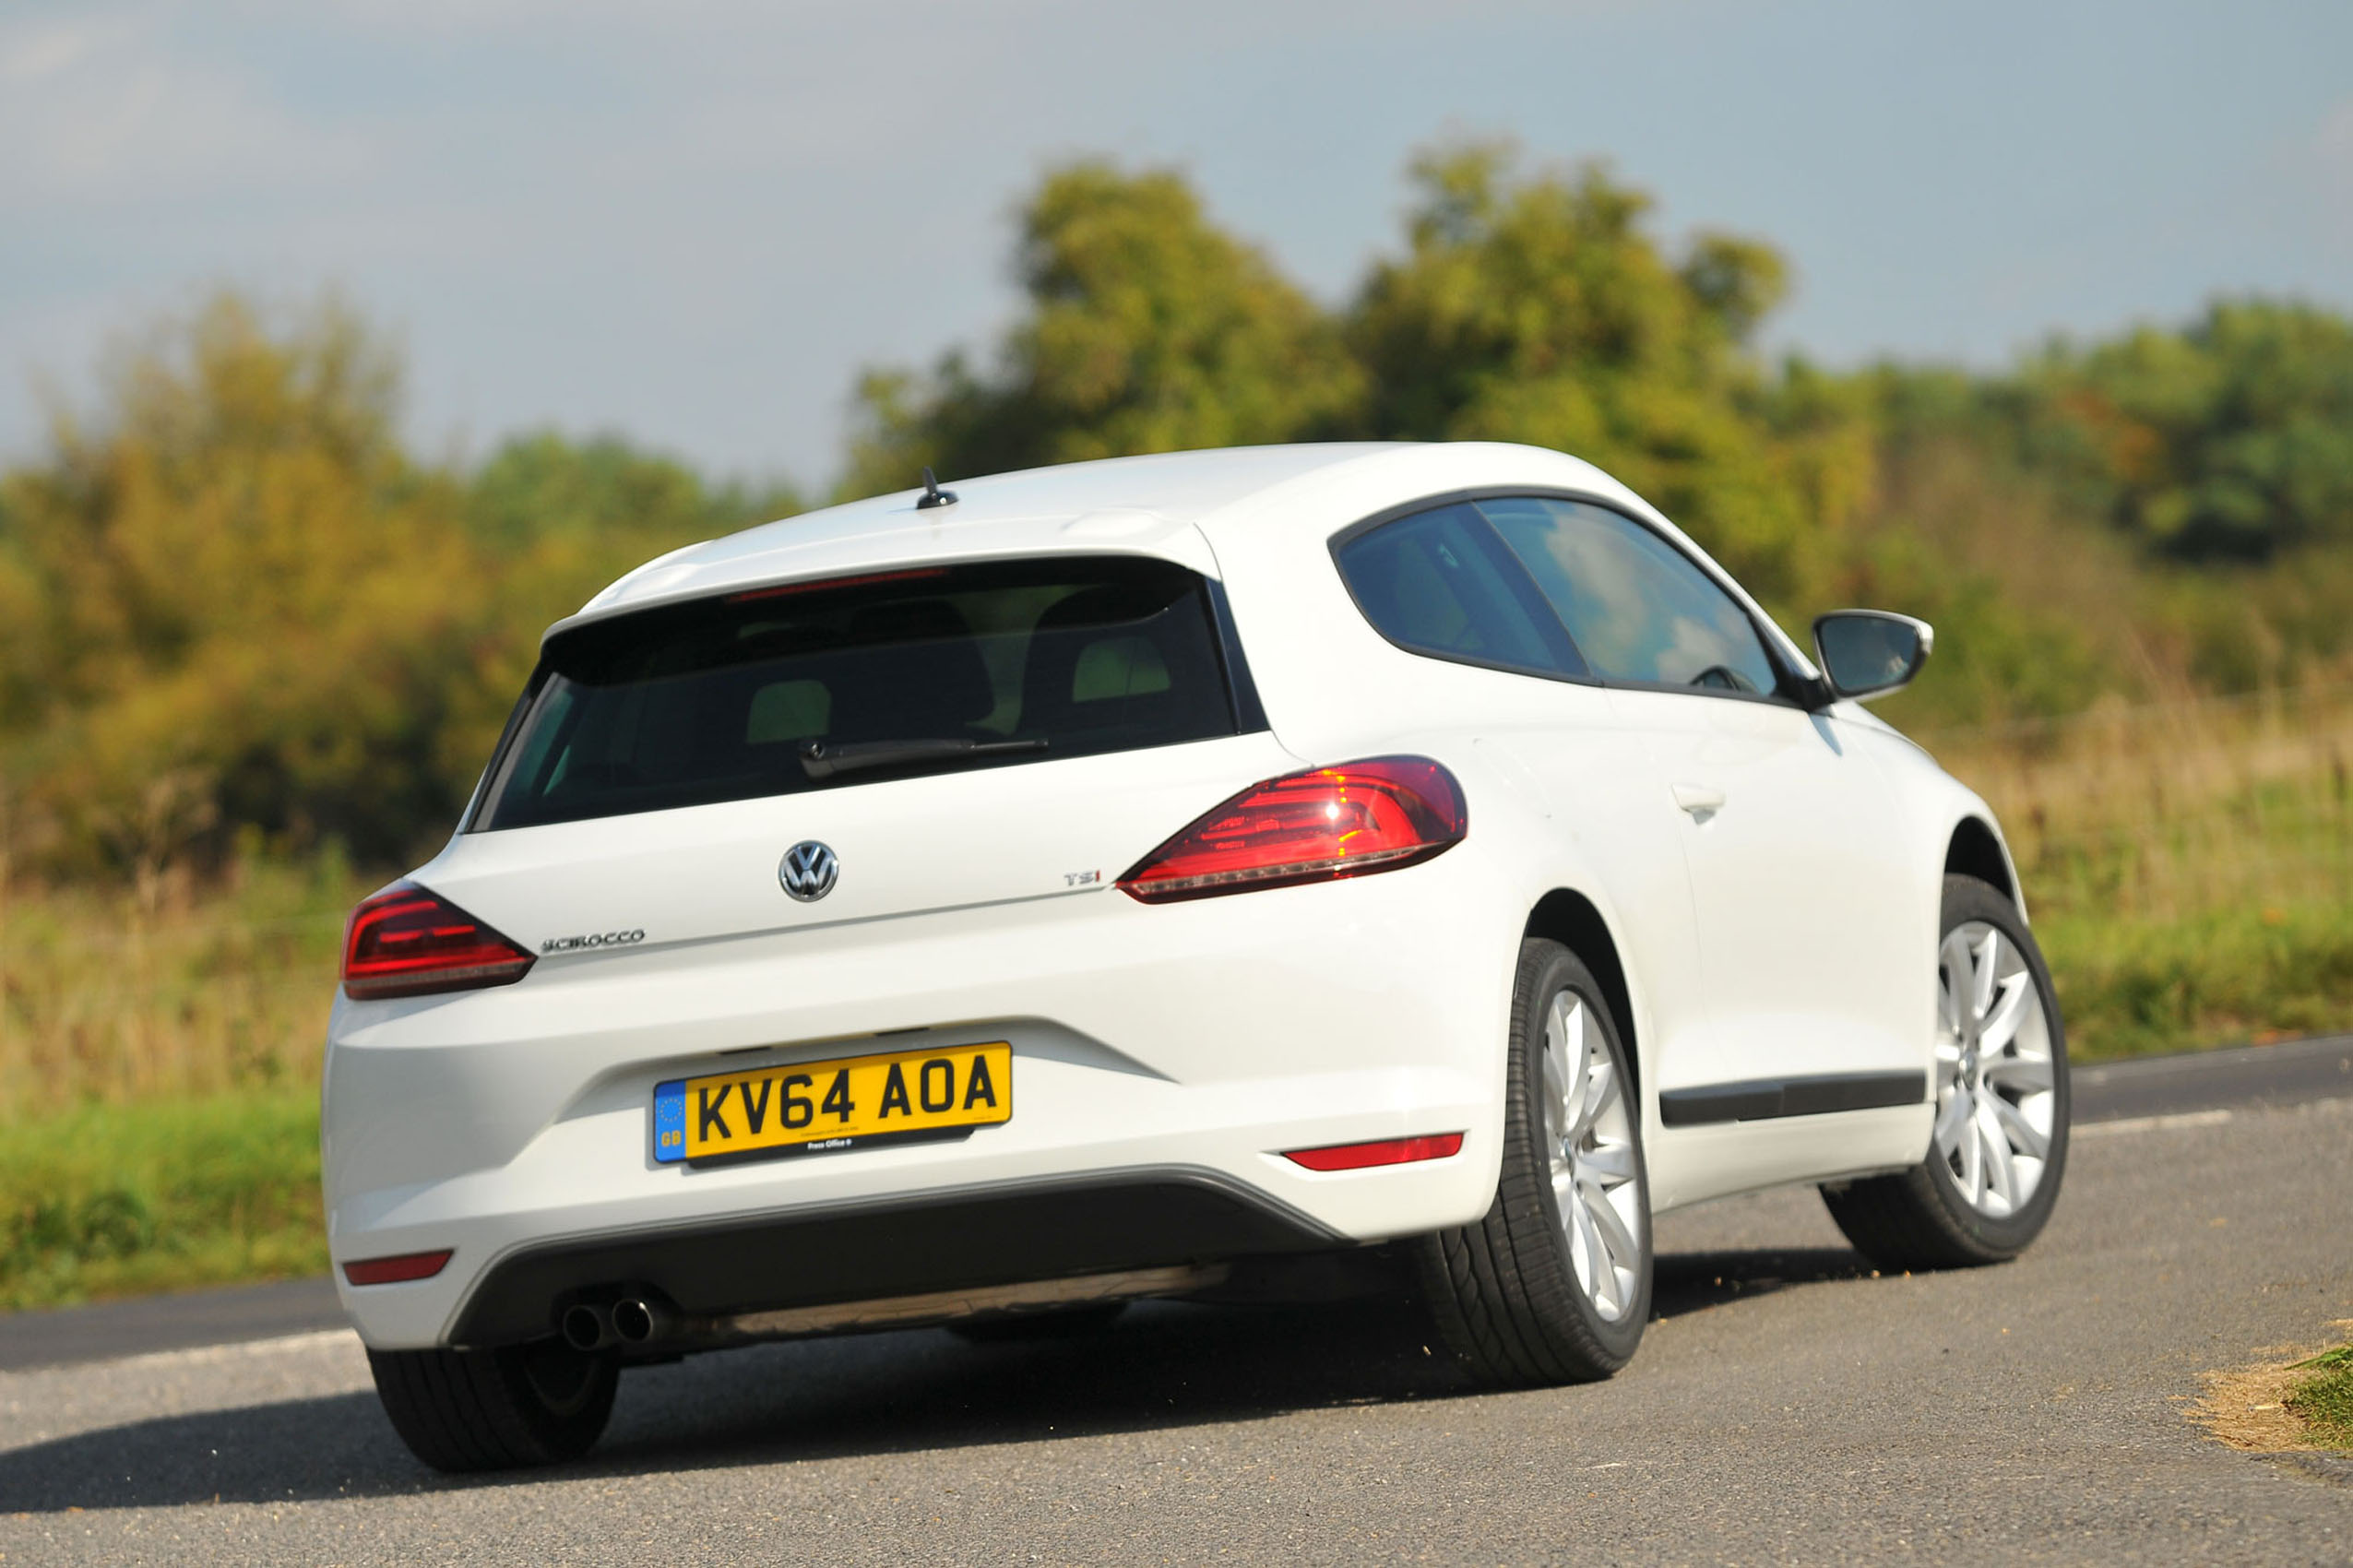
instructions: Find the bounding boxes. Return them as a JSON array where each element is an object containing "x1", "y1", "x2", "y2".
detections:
[{"x1": 540, "y1": 929, "x2": 646, "y2": 954}]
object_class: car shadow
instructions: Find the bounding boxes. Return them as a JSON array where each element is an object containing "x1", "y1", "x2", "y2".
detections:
[
  {"x1": 0, "y1": 1242, "x2": 1878, "y2": 1511},
  {"x1": 1649, "y1": 1245, "x2": 1878, "y2": 1320}
]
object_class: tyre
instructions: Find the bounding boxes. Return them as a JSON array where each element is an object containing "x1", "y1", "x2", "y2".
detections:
[
  {"x1": 1822, "y1": 873, "x2": 2071, "y2": 1270},
  {"x1": 367, "y1": 1338, "x2": 618, "y2": 1473},
  {"x1": 1413, "y1": 938, "x2": 1651, "y2": 1385},
  {"x1": 947, "y1": 1301, "x2": 1129, "y2": 1344}
]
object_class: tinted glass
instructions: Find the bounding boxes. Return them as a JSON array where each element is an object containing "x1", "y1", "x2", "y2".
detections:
[
  {"x1": 1334, "y1": 503, "x2": 1585, "y2": 677},
  {"x1": 478, "y1": 556, "x2": 1238, "y2": 829},
  {"x1": 1480, "y1": 497, "x2": 1779, "y2": 695}
]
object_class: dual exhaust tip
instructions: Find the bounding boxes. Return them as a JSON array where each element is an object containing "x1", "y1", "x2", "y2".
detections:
[{"x1": 562, "y1": 1297, "x2": 665, "y2": 1352}]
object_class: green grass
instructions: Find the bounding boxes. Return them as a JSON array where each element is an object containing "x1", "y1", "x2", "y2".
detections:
[
  {"x1": 0, "y1": 1087, "x2": 325, "y2": 1311},
  {"x1": 2288, "y1": 1345, "x2": 2353, "y2": 1450},
  {"x1": 2039, "y1": 899, "x2": 2353, "y2": 1061},
  {"x1": 1931, "y1": 685, "x2": 2353, "y2": 1060}
]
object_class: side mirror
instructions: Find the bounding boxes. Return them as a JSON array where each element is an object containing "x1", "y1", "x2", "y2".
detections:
[{"x1": 1812, "y1": 610, "x2": 1933, "y2": 702}]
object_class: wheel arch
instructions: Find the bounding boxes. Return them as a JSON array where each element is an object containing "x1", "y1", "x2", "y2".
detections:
[
  {"x1": 1944, "y1": 815, "x2": 2018, "y2": 906},
  {"x1": 1524, "y1": 889, "x2": 1640, "y2": 1100}
]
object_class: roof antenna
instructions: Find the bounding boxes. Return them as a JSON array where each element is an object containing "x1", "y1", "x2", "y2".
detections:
[{"x1": 916, "y1": 466, "x2": 957, "y2": 510}]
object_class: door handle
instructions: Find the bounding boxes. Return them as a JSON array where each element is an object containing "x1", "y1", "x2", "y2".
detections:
[{"x1": 1671, "y1": 783, "x2": 1727, "y2": 818}]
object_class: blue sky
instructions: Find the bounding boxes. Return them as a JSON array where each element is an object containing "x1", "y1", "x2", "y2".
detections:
[{"x1": 4, "y1": 0, "x2": 2349, "y2": 489}]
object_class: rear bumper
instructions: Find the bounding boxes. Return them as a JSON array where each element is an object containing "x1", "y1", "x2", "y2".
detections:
[
  {"x1": 323, "y1": 849, "x2": 1520, "y2": 1349},
  {"x1": 450, "y1": 1169, "x2": 1333, "y2": 1347}
]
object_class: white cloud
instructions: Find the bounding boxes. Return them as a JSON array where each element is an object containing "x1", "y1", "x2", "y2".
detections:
[
  {"x1": 2317, "y1": 99, "x2": 2353, "y2": 180},
  {"x1": 0, "y1": 9, "x2": 361, "y2": 203},
  {"x1": 2304, "y1": 98, "x2": 2353, "y2": 255},
  {"x1": 0, "y1": 14, "x2": 137, "y2": 81}
]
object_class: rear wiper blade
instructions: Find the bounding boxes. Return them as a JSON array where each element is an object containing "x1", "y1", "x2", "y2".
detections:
[{"x1": 798, "y1": 737, "x2": 1048, "y2": 781}]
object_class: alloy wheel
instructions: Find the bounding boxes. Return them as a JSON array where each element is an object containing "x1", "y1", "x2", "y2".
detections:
[
  {"x1": 1539, "y1": 989, "x2": 1644, "y2": 1322},
  {"x1": 1933, "y1": 921, "x2": 2059, "y2": 1218}
]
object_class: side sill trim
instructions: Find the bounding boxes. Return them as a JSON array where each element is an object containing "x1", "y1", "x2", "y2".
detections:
[{"x1": 1659, "y1": 1071, "x2": 1928, "y2": 1129}]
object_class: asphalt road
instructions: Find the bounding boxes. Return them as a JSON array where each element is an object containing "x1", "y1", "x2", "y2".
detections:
[
  {"x1": 6, "y1": 1034, "x2": 2344, "y2": 1377},
  {"x1": 0, "y1": 1042, "x2": 2347, "y2": 1564}
]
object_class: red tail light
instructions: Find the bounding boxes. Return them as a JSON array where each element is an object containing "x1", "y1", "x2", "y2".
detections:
[
  {"x1": 342, "y1": 884, "x2": 534, "y2": 1001},
  {"x1": 1118, "y1": 755, "x2": 1468, "y2": 904}
]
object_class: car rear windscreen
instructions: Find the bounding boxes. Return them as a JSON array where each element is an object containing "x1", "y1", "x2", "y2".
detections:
[{"x1": 472, "y1": 556, "x2": 1243, "y2": 830}]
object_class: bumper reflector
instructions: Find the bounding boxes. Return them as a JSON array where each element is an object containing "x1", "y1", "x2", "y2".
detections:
[
  {"x1": 342, "y1": 1249, "x2": 454, "y2": 1287},
  {"x1": 1283, "y1": 1133, "x2": 1465, "y2": 1171}
]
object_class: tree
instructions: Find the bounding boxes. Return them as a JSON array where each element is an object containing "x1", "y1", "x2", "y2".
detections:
[
  {"x1": 467, "y1": 431, "x2": 799, "y2": 553},
  {"x1": 1345, "y1": 142, "x2": 1847, "y2": 606},
  {"x1": 0, "y1": 293, "x2": 492, "y2": 869},
  {"x1": 840, "y1": 162, "x2": 1362, "y2": 498},
  {"x1": 2008, "y1": 300, "x2": 2353, "y2": 562},
  {"x1": 0, "y1": 297, "x2": 814, "y2": 873}
]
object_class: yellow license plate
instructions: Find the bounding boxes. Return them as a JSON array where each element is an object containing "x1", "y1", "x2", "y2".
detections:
[{"x1": 653, "y1": 1043, "x2": 1011, "y2": 1166}]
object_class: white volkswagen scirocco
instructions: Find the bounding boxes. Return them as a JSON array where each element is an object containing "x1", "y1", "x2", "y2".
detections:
[{"x1": 324, "y1": 443, "x2": 2067, "y2": 1470}]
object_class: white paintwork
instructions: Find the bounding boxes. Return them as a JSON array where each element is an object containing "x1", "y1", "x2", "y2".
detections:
[
  {"x1": 1611, "y1": 688, "x2": 1925, "y2": 1089},
  {"x1": 324, "y1": 441, "x2": 2019, "y2": 1348}
]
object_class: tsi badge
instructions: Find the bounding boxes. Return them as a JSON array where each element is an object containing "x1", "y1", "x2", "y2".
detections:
[{"x1": 779, "y1": 840, "x2": 839, "y2": 903}]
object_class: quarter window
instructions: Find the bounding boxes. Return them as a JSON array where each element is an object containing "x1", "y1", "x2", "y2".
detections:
[
  {"x1": 1332, "y1": 503, "x2": 1586, "y2": 678},
  {"x1": 1478, "y1": 497, "x2": 1781, "y2": 695}
]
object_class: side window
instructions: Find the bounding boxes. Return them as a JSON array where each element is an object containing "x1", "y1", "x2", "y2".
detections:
[
  {"x1": 1479, "y1": 497, "x2": 1780, "y2": 696},
  {"x1": 1334, "y1": 503, "x2": 1586, "y2": 678}
]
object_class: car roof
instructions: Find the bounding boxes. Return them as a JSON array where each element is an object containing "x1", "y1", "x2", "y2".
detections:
[{"x1": 553, "y1": 441, "x2": 1646, "y2": 637}]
